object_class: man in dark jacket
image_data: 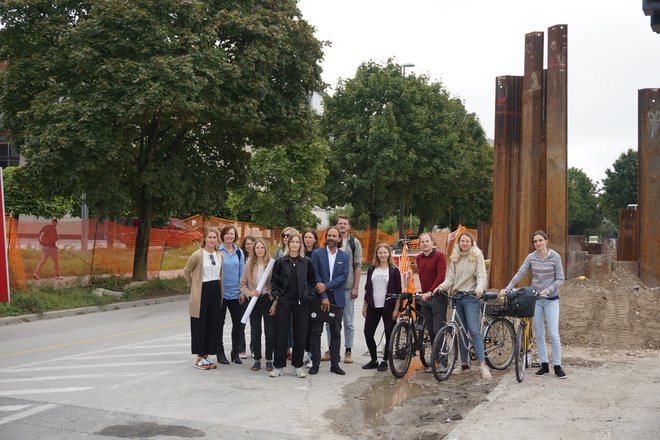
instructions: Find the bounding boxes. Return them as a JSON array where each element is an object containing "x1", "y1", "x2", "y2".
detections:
[{"x1": 310, "y1": 227, "x2": 349, "y2": 375}]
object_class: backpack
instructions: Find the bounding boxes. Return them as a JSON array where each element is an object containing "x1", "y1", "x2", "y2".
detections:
[{"x1": 348, "y1": 235, "x2": 357, "y2": 266}]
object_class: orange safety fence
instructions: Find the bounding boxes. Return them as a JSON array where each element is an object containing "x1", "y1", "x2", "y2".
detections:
[{"x1": 6, "y1": 214, "x2": 477, "y2": 290}]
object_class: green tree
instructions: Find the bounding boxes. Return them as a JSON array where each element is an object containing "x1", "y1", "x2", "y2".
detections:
[
  {"x1": 600, "y1": 149, "x2": 638, "y2": 224},
  {"x1": 3, "y1": 166, "x2": 73, "y2": 220},
  {"x1": 321, "y1": 60, "x2": 491, "y2": 239},
  {"x1": 567, "y1": 167, "x2": 600, "y2": 235},
  {"x1": 228, "y1": 135, "x2": 329, "y2": 230},
  {"x1": 0, "y1": 0, "x2": 323, "y2": 280}
]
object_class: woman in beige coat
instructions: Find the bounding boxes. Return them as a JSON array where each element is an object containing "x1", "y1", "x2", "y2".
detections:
[
  {"x1": 435, "y1": 232, "x2": 491, "y2": 379},
  {"x1": 184, "y1": 227, "x2": 223, "y2": 370}
]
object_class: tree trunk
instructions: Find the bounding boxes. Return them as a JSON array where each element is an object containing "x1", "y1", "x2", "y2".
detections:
[
  {"x1": 367, "y1": 212, "x2": 379, "y2": 263},
  {"x1": 132, "y1": 196, "x2": 154, "y2": 281},
  {"x1": 418, "y1": 215, "x2": 428, "y2": 235}
]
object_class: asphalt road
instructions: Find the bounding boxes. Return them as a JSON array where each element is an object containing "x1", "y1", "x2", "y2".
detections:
[
  {"x1": 2, "y1": 279, "x2": 659, "y2": 440},
  {"x1": 0, "y1": 299, "x2": 375, "y2": 440}
]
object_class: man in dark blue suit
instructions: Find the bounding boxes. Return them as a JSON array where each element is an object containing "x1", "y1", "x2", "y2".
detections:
[{"x1": 310, "y1": 226, "x2": 350, "y2": 375}]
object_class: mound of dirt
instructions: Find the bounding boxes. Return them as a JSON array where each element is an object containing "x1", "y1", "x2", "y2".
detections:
[{"x1": 560, "y1": 266, "x2": 660, "y2": 350}]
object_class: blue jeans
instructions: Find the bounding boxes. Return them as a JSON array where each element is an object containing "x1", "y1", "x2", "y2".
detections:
[
  {"x1": 456, "y1": 295, "x2": 485, "y2": 363},
  {"x1": 533, "y1": 298, "x2": 561, "y2": 365}
]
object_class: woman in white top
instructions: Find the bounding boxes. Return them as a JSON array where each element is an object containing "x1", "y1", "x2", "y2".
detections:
[
  {"x1": 239, "y1": 238, "x2": 275, "y2": 372},
  {"x1": 362, "y1": 243, "x2": 402, "y2": 371},
  {"x1": 184, "y1": 227, "x2": 224, "y2": 370},
  {"x1": 435, "y1": 232, "x2": 491, "y2": 379}
]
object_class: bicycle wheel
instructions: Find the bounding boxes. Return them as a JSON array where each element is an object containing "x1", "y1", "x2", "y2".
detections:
[
  {"x1": 514, "y1": 324, "x2": 526, "y2": 383},
  {"x1": 388, "y1": 321, "x2": 412, "y2": 378},
  {"x1": 483, "y1": 317, "x2": 515, "y2": 370},
  {"x1": 419, "y1": 327, "x2": 433, "y2": 367},
  {"x1": 431, "y1": 326, "x2": 457, "y2": 382}
]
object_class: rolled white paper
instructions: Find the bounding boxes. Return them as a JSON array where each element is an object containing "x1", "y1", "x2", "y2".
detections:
[{"x1": 240, "y1": 258, "x2": 275, "y2": 324}]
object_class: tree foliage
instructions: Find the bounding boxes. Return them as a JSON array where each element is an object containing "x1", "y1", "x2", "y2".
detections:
[
  {"x1": 567, "y1": 167, "x2": 600, "y2": 235},
  {"x1": 3, "y1": 166, "x2": 73, "y2": 219},
  {"x1": 600, "y1": 149, "x2": 637, "y2": 224},
  {"x1": 228, "y1": 132, "x2": 329, "y2": 230},
  {"x1": 0, "y1": 0, "x2": 323, "y2": 279},
  {"x1": 321, "y1": 60, "x2": 491, "y2": 235}
]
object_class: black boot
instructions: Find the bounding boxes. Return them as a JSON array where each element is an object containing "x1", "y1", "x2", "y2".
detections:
[
  {"x1": 554, "y1": 365, "x2": 567, "y2": 379},
  {"x1": 534, "y1": 362, "x2": 549, "y2": 376},
  {"x1": 231, "y1": 351, "x2": 243, "y2": 364},
  {"x1": 217, "y1": 351, "x2": 230, "y2": 365}
]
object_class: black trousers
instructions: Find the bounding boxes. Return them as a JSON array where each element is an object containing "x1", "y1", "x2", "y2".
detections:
[
  {"x1": 310, "y1": 306, "x2": 344, "y2": 366},
  {"x1": 249, "y1": 295, "x2": 275, "y2": 361},
  {"x1": 238, "y1": 300, "x2": 248, "y2": 354},
  {"x1": 218, "y1": 298, "x2": 244, "y2": 356},
  {"x1": 364, "y1": 300, "x2": 397, "y2": 362},
  {"x1": 419, "y1": 295, "x2": 448, "y2": 339},
  {"x1": 273, "y1": 299, "x2": 309, "y2": 369},
  {"x1": 190, "y1": 280, "x2": 222, "y2": 356}
]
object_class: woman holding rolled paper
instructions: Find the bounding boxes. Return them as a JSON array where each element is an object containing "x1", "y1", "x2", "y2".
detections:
[{"x1": 239, "y1": 238, "x2": 275, "y2": 372}]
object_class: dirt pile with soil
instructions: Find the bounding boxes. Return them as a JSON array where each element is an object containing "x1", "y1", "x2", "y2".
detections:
[{"x1": 328, "y1": 266, "x2": 660, "y2": 440}]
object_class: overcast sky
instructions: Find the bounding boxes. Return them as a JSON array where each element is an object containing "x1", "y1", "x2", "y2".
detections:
[{"x1": 298, "y1": 0, "x2": 660, "y2": 184}]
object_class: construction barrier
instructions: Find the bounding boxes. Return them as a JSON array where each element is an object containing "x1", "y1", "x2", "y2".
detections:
[{"x1": 6, "y1": 215, "x2": 475, "y2": 290}]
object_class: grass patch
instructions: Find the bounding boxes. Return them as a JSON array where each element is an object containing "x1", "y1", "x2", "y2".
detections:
[{"x1": 0, "y1": 276, "x2": 188, "y2": 318}]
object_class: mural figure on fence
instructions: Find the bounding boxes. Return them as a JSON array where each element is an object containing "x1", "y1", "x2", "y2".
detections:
[{"x1": 33, "y1": 218, "x2": 61, "y2": 280}]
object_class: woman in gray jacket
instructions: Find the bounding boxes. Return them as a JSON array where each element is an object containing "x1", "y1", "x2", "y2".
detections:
[{"x1": 501, "y1": 230, "x2": 566, "y2": 379}]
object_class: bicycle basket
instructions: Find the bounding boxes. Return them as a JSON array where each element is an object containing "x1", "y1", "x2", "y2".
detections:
[
  {"x1": 485, "y1": 298, "x2": 507, "y2": 317},
  {"x1": 506, "y1": 287, "x2": 537, "y2": 317}
]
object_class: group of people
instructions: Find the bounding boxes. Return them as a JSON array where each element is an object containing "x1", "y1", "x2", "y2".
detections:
[
  {"x1": 184, "y1": 217, "x2": 567, "y2": 380},
  {"x1": 183, "y1": 216, "x2": 364, "y2": 378}
]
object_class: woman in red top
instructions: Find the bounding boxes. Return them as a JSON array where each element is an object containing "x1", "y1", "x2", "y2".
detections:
[{"x1": 415, "y1": 233, "x2": 447, "y2": 371}]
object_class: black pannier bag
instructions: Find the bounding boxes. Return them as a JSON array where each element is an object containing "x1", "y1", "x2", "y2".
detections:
[{"x1": 506, "y1": 287, "x2": 537, "y2": 317}]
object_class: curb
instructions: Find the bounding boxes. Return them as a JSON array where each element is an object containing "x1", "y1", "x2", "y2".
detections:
[{"x1": 0, "y1": 295, "x2": 189, "y2": 327}]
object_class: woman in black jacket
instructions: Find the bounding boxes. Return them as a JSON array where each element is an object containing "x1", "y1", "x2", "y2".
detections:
[
  {"x1": 270, "y1": 231, "x2": 316, "y2": 378},
  {"x1": 362, "y1": 243, "x2": 402, "y2": 371}
]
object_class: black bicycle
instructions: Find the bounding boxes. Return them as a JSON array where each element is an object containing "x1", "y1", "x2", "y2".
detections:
[{"x1": 387, "y1": 292, "x2": 433, "y2": 378}]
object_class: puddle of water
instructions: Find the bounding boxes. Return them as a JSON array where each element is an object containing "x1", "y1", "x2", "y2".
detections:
[
  {"x1": 96, "y1": 422, "x2": 205, "y2": 438},
  {"x1": 359, "y1": 375, "x2": 439, "y2": 426}
]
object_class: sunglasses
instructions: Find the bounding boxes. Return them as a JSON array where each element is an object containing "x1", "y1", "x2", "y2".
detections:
[
  {"x1": 209, "y1": 254, "x2": 216, "y2": 265},
  {"x1": 282, "y1": 234, "x2": 290, "y2": 238}
]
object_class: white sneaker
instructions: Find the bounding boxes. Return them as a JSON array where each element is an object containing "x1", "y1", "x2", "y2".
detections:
[
  {"x1": 269, "y1": 368, "x2": 284, "y2": 377},
  {"x1": 294, "y1": 367, "x2": 306, "y2": 378},
  {"x1": 480, "y1": 365, "x2": 492, "y2": 379}
]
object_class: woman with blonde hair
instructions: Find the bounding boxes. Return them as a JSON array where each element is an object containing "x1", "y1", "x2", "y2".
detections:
[
  {"x1": 434, "y1": 232, "x2": 491, "y2": 379},
  {"x1": 274, "y1": 227, "x2": 298, "y2": 259},
  {"x1": 269, "y1": 231, "x2": 315, "y2": 378},
  {"x1": 184, "y1": 227, "x2": 223, "y2": 370},
  {"x1": 240, "y1": 238, "x2": 275, "y2": 371},
  {"x1": 362, "y1": 243, "x2": 401, "y2": 371}
]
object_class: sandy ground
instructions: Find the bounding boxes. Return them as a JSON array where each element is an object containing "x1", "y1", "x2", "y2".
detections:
[{"x1": 327, "y1": 266, "x2": 660, "y2": 439}]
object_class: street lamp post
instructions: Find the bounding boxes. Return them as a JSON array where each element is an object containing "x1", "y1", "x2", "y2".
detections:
[{"x1": 398, "y1": 63, "x2": 415, "y2": 239}]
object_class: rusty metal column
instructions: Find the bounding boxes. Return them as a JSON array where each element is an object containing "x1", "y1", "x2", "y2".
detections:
[
  {"x1": 517, "y1": 32, "x2": 544, "y2": 283},
  {"x1": 545, "y1": 25, "x2": 568, "y2": 269},
  {"x1": 638, "y1": 89, "x2": 660, "y2": 287},
  {"x1": 491, "y1": 76, "x2": 523, "y2": 288}
]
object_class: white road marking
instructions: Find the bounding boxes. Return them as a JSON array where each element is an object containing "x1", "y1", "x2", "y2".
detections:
[
  {"x1": 0, "y1": 372, "x2": 154, "y2": 383},
  {"x1": 71, "y1": 352, "x2": 184, "y2": 360},
  {"x1": 0, "y1": 387, "x2": 93, "y2": 397},
  {"x1": 0, "y1": 403, "x2": 57, "y2": 426},
  {"x1": 0, "y1": 405, "x2": 31, "y2": 412},
  {"x1": 0, "y1": 360, "x2": 187, "y2": 373}
]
